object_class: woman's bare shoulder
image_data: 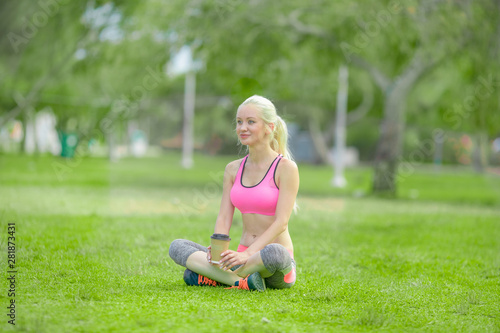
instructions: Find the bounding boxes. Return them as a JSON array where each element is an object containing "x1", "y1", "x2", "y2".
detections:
[
  {"x1": 278, "y1": 157, "x2": 299, "y2": 174},
  {"x1": 225, "y1": 158, "x2": 244, "y2": 177},
  {"x1": 275, "y1": 158, "x2": 299, "y2": 189}
]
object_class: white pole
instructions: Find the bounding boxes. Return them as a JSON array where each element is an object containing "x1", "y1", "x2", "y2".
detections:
[
  {"x1": 182, "y1": 71, "x2": 196, "y2": 169},
  {"x1": 332, "y1": 65, "x2": 348, "y2": 187}
]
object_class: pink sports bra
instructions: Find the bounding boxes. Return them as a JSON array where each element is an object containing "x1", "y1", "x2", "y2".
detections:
[{"x1": 230, "y1": 154, "x2": 282, "y2": 216}]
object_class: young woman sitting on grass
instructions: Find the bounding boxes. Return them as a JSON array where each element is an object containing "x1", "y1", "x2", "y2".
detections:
[{"x1": 169, "y1": 95, "x2": 300, "y2": 291}]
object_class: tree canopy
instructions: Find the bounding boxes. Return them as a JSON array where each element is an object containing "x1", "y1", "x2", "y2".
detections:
[{"x1": 1, "y1": 0, "x2": 499, "y2": 192}]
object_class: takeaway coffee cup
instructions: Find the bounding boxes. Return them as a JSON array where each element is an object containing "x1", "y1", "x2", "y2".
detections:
[{"x1": 210, "y1": 233, "x2": 231, "y2": 264}]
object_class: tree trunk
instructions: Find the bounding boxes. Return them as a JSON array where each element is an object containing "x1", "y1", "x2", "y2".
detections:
[
  {"x1": 182, "y1": 71, "x2": 196, "y2": 169},
  {"x1": 367, "y1": 54, "x2": 433, "y2": 195},
  {"x1": 19, "y1": 109, "x2": 27, "y2": 153},
  {"x1": 107, "y1": 125, "x2": 118, "y2": 162},
  {"x1": 372, "y1": 78, "x2": 408, "y2": 193},
  {"x1": 433, "y1": 130, "x2": 444, "y2": 172},
  {"x1": 372, "y1": 118, "x2": 401, "y2": 193},
  {"x1": 308, "y1": 118, "x2": 333, "y2": 165},
  {"x1": 471, "y1": 131, "x2": 488, "y2": 173}
]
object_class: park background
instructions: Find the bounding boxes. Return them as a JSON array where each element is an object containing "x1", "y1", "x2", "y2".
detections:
[{"x1": 1, "y1": 0, "x2": 500, "y2": 332}]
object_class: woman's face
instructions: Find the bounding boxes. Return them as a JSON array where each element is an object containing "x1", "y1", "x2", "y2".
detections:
[{"x1": 236, "y1": 104, "x2": 271, "y2": 146}]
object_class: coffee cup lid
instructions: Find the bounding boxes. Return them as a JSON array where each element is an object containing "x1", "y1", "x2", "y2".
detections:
[{"x1": 211, "y1": 233, "x2": 231, "y2": 241}]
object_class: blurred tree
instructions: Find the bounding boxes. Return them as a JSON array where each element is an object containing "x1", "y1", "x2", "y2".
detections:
[
  {"x1": 0, "y1": 0, "x2": 173, "y2": 157},
  {"x1": 2, "y1": 0, "x2": 498, "y2": 186},
  {"x1": 0, "y1": 1, "x2": 90, "y2": 135},
  {"x1": 279, "y1": 1, "x2": 499, "y2": 193},
  {"x1": 165, "y1": 0, "x2": 499, "y2": 194}
]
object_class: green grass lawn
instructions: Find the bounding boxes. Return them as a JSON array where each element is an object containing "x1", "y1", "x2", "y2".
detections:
[{"x1": 0, "y1": 153, "x2": 499, "y2": 332}]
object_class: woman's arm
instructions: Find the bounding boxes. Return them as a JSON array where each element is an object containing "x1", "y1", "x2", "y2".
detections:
[{"x1": 213, "y1": 160, "x2": 239, "y2": 235}]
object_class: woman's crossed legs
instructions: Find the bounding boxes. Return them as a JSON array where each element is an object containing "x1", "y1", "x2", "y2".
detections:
[{"x1": 169, "y1": 239, "x2": 296, "y2": 289}]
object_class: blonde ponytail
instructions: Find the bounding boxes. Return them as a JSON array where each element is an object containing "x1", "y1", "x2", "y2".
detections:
[{"x1": 272, "y1": 115, "x2": 293, "y2": 161}]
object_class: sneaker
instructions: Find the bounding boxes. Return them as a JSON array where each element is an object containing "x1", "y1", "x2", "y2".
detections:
[
  {"x1": 183, "y1": 269, "x2": 221, "y2": 287},
  {"x1": 226, "y1": 272, "x2": 266, "y2": 292}
]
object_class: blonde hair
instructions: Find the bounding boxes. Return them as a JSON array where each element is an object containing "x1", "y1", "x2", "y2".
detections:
[{"x1": 239, "y1": 95, "x2": 294, "y2": 161}]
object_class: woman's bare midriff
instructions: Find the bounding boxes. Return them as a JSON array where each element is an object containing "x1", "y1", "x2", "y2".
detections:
[{"x1": 239, "y1": 213, "x2": 293, "y2": 252}]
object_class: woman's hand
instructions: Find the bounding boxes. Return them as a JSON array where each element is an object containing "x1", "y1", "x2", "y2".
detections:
[
  {"x1": 219, "y1": 250, "x2": 250, "y2": 272},
  {"x1": 206, "y1": 245, "x2": 212, "y2": 263}
]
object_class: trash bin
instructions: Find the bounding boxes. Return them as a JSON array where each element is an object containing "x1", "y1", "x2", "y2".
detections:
[{"x1": 59, "y1": 131, "x2": 78, "y2": 158}]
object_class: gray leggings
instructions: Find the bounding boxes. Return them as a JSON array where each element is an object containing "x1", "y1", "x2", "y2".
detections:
[{"x1": 169, "y1": 239, "x2": 296, "y2": 289}]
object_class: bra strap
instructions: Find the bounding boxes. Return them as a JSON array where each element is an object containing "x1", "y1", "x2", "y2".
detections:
[
  {"x1": 235, "y1": 155, "x2": 248, "y2": 181},
  {"x1": 271, "y1": 154, "x2": 283, "y2": 187}
]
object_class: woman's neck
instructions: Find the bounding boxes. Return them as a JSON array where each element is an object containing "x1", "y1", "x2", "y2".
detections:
[{"x1": 247, "y1": 144, "x2": 278, "y2": 165}]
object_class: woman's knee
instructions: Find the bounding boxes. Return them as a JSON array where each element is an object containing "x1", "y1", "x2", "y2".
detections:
[
  {"x1": 260, "y1": 243, "x2": 292, "y2": 273},
  {"x1": 168, "y1": 239, "x2": 183, "y2": 264},
  {"x1": 169, "y1": 239, "x2": 201, "y2": 267}
]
